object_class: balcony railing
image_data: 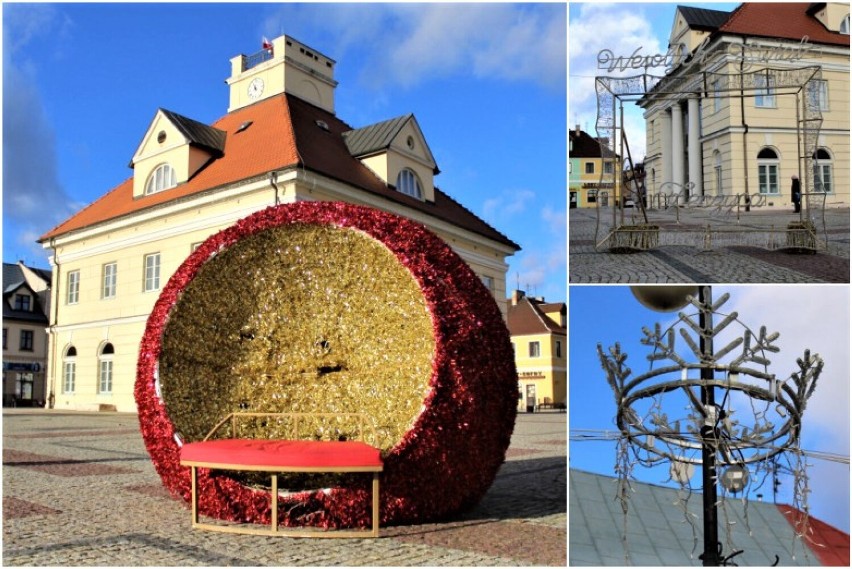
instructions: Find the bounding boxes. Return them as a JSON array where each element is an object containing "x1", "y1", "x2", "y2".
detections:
[{"x1": 245, "y1": 47, "x2": 274, "y2": 71}]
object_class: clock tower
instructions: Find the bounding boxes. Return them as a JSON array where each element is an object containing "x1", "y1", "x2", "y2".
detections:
[{"x1": 226, "y1": 35, "x2": 338, "y2": 114}]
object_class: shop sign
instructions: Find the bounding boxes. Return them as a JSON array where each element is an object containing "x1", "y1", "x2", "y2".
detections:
[{"x1": 2, "y1": 362, "x2": 41, "y2": 372}]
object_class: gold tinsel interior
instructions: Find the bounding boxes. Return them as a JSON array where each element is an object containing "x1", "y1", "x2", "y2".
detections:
[{"x1": 160, "y1": 224, "x2": 436, "y2": 456}]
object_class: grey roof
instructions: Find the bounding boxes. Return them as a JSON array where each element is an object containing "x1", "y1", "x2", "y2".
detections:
[
  {"x1": 342, "y1": 114, "x2": 413, "y2": 157},
  {"x1": 677, "y1": 5, "x2": 732, "y2": 31},
  {"x1": 570, "y1": 469, "x2": 833, "y2": 566},
  {"x1": 160, "y1": 108, "x2": 227, "y2": 156},
  {"x1": 2, "y1": 263, "x2": 50, "y2": 324}
]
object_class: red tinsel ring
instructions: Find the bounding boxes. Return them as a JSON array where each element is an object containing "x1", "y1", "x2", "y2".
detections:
[{"x1": 135, "y1": 201, "x2": 518, "y2": 529}]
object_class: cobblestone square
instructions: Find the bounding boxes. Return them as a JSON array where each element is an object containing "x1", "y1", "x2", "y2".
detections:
[
  {"x1": 2, "y1": 410, "x2": 566, "y2": 566},
  {"x1": 569, "y1": 206, "x2": 850, "y2": 283}
]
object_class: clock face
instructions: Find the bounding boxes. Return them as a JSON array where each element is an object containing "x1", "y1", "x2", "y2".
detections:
[{"x1": 247, "y1": 77, "x2": 264, "y2": 100}]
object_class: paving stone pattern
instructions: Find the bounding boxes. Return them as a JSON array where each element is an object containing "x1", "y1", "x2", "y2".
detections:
[
  {"x1": 570, "y1": 207, "x2": 850, "y2": 283},
  {"x1": 2, "y1": 410, "x2": 566, "y2": 566}
]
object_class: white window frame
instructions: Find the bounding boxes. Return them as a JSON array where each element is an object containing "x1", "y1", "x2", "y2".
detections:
[
  {"x1": 529, "y1": 341, "x2": 541, "y2": 358},
  {"x1": 98, "y1": 344, "x2": 115, "y2": 393},
  {"x1": 814, "y1": 149, "x2": 833, "y2": 194},
  {"x1": 144, "y1": 253, "x2": 161, "y2": 292},
  {"x1": 713, "y1": 79, "x2": 723, "y2": 113},
  {"x1": 396, "y1": 169, "x2": 423, "y2": 199},
  {"x1": 807, "y1": 80, "x2": 829, "y2": 112},
  {"x1": 67, "y1": 270, "x2": 80, "y2": 304},
  {"x1": 757, "y1": 149, "x2": 780, "y2": 195},
  {"x1": 63, "y1": 348, "x2": 77, "y2": 393},
  {"x1": 714, "y1": 151, "x2": 723, "y2": 196},
  {"x1": 145, "y1": 164, "x2": 177, "y2": 195},
  {"x1": 102, "y1": 262, "x2": 117, "y2": 299},
  {"x1": 754, "y1": 74, "x2": 776, "y2": 108}
]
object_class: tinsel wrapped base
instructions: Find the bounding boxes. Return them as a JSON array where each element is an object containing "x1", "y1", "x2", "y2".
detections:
[{"x1": 135, "y1": 201, "x2": 518, "y2": 530}]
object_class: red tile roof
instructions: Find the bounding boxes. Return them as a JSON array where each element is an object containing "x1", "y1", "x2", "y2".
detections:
[
  {"x1": 777, "y1": 504, "x2": 850, "y2": 566},
  {"x1": 507, "y1": 296, "x2": 566, "y2": 336},
  {"x1": 718, "y1": 3, "x2": 850, "y2": 47},
  {"x1": 40, "y1": 94, "x2": 518, "y2": 250}
]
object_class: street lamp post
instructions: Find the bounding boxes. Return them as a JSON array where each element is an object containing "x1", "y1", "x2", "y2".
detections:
[{"x1": 603, "y1": 286, "x2": 823, "y2": 566}]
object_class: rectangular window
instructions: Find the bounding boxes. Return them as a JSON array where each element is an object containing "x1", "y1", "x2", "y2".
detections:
[
  {"x1": 755, "y1": 74, "x2": 776, "y2": 108},
  {"x1": 555, "y1": 340, "x2": 562, "y2": 359},
  {"x1": 63, "y1": 362, "x2": 76, "y2": 393},
  {"x1": 14, "y1": 294, "x2": 30, "y2": 312},
  {"x1": 715, "y1": 165, "x2": 723, "y2": 196},
  {"x1": 479, "y1": 275, "x2": 494, "y2": 292},
  {"x1": 529, "y1": 341, "x2": 541, "y2": 358},
  {"x1": 3, "y1": 328, "x2": 7, "y2": 350},
  {"x1": 102, "y1": 262, "x2": 117, "y2": 299},
  {"x1": 19, "y1": 330, "x2": 34, "y2": 351},
  {"x1": 603, "y1": 161, "x2": 614, "y2": 174},
  {"x1": 587, "y1": 189, "x2": 598, "y2": 203},
  {"x1": 585, "y1": 162, "x2": 595, "y2": 174},
  {"x1": 713, "y1": 79, "x2": 722, "y2": 113},
  {"x1": 67, "y1": 270, "x2": 80, "y2": 304},
  {"x1": 807, "y1": 80, "x2": 829, "y2": 111},
  {"x1": 758, "y1": 164, "x2": 779, "y2": 194},
  {"x1": 99, "y1": 360, "x2": 113, "y2": 393},
  {"x1": 144, "y1": 254, "x2": 161, "y2": 292}
]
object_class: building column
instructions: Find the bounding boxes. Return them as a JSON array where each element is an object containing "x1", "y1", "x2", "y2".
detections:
[
  {"x1": 687, "y1": 96, "x2": 703, "y2": 197},
  {"x1": 671, "y1": 102, "x2": 685, "y2": 200},
  {"x1": 660, "y1": 110, "x2": 672, "y2": 194}
]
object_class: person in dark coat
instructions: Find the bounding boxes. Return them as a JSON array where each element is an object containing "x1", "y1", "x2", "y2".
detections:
[{"x1": 791, "y1": 174, "x2": 801, "y2": 213}]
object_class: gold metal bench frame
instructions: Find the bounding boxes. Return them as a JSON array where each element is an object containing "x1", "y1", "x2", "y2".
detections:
[{"x1": 181, "y1": 412, "x2": 382, "y2": 538}]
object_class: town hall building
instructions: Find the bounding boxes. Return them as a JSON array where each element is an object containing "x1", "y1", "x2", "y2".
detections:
[
  {"x1": 640, "y1": 3, "x2": 849, "y2": 207},
  {"x1": 38, "y1": 35, "x2": 520, "y2": 412}
]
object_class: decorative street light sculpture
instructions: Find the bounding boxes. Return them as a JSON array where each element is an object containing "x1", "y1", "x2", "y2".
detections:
[{"x1": 599, "y1": 286, "x2": 822, "y2": 565}]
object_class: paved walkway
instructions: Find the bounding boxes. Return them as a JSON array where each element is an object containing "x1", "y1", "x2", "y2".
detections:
[
  {"x1": 3, "y1": 409, "x2": 565, "y2": 566},
  {"x1": 569, "y1": 206, "x2": 850, "y2": 283}
]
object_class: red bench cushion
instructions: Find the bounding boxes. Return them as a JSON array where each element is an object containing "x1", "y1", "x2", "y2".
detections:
[{"x1": 180, "y1": 439, "x2": 383, "y2": 470}]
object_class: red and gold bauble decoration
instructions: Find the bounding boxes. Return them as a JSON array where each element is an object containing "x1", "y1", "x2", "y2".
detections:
[{"x1": 135, "y1": 201, "x2": 518, "y2": 529}]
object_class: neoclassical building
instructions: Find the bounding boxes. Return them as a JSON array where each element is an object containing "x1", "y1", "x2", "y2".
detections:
[
  {"x1": 38, "y1": 35, "x2": 519, "y2": 412},
  {"x1": 640, "y1": 3, "x2": 849, "y2": 208}
]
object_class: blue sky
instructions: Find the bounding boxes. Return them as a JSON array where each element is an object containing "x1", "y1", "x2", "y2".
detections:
[
  {"x1": 3, "y1": 3, "x2": 567, "y2": 303},
  {"x1": 569, "y1": 2, "x2": 740, "y2": 159},
  {"x1": 570, "y1": 285, "x2": 851, "y2": 532}
]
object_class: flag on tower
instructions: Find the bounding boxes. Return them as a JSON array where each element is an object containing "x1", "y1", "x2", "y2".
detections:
[{"x1": 262, "y1": 36, "x2": 273, "y2": 54}]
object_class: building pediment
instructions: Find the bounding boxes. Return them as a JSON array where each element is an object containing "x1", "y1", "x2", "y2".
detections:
[
  {"x1": 130, "y1": 109, "x2": 226, "y2": 198},
  {"x1": 343, "y1": 114, "x2": 438, "y2": 202}
]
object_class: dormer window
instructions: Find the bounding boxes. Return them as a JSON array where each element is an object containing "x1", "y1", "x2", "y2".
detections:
[
  {"x1": 841, "y1": 15, "x2": 850, "y2": 35},
  {"x1": 145, "y1": 164, "x2": 177, "y2": 195},
  {"x1": 14, "y1": 294, "x2": 31, "y2": 312},
  {"x1": 396, "y1": 168, "x2": 423, "y2": 199}
]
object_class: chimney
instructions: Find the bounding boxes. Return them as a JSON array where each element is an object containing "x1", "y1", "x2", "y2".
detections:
[
  {"x1": 511, "y1": 290, "x2": 526, "y2": 306},
  {"x1": 575, "y1": 124, "x2": 581, "y2": 136}
]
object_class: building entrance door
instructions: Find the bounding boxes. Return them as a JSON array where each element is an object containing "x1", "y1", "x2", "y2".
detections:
[
  {"x1": 525, "y1": 384, "x2": 536, "y2": 413},
  {"x1": 569, "y1": 192, "x2": 578, "y2": 209}
]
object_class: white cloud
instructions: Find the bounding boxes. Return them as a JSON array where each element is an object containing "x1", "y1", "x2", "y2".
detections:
[
  {"x1": 3, "y1": 6, "x2": 77, "y2": 243},
  {"x1": 482, "y1": 189, "x2": 536, "y2": 223},
  {"x1": 266, "y1": 4, "x2": 565, "y2": 91},
  {"x1": 569, "y1": 3, "x2": 663, "y2": 159}
]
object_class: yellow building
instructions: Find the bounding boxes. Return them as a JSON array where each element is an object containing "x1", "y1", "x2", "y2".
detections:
[
  {"x1": 641, "y1": 3, "x2": 849, "y2": 207},
  {"x1": 38, "y1": 35, "x2": 519, "y2": 412},
  {"x1": 507, "y1": 290, "x2": 566, "y2": 413},
  {"x1": 569, "y1": 127, "x2": 623, "y2": 208}
]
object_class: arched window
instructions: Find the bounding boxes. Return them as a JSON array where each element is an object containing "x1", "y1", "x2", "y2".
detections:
[
  {"x1": 98, "y1": 343, "x2": 115, "y2": 394},
  {"x1": 63, "y1": 346, "x2": 77, "y2": 393},
  {"x1": 145, "y1": 164, "x2": 177, "y2": 195},
  {"x1": 813, "y1": 148, "x2": 833, "y2": 194},
  {"x1": 840, "y1": 14, "x2": 850, "y2": 35},
  {"x1": 757, "y1": 148, "x2": 780, "y2": 195},
  {"x1": 714, "y1": 151, "x2": 723, "y2": 196},
  {"x1": 396, "y1": 169, "x2": 423, "y2": 199}
]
